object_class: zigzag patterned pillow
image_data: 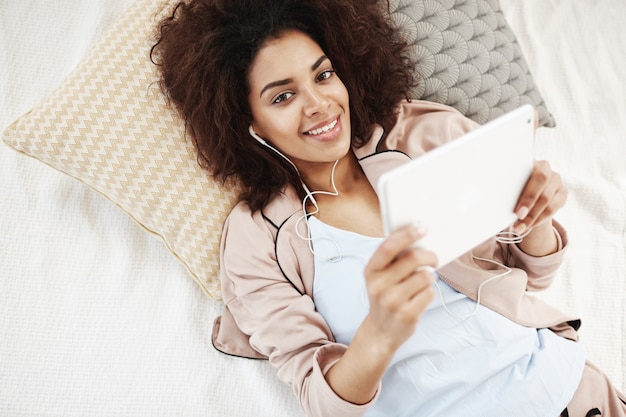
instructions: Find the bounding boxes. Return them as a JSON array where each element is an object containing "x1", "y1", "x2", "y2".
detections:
[
  {"x1": 2, "y1": 0, "x2": 237, "y2": 299},
  {"x1": 1, "y1": 0, "x2": 554, "y2": 299}
]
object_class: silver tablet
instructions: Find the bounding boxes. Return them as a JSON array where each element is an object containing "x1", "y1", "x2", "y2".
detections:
[{"x1": 378, "y1": 104, "x2": 535, "y2": 268}]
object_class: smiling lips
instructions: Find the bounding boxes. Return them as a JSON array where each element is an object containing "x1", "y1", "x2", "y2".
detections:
[{"x1": 305, "y1": 118, "x2": 338, "y2": 136}]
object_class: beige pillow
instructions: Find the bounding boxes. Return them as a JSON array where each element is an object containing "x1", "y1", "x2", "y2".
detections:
[
  {"x1": 2, "y1": 0, "x2": 239, "y2": 299},
  {"x1": 2, "y1": 0, "x2": 554, "y2": 299}
]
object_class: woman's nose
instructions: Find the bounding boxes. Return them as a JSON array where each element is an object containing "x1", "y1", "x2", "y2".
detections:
[{"x1": 302, "y1": 86, "x2": 330, "y2": 116}]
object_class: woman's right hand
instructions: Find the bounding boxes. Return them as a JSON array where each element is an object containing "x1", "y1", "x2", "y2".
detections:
[
  {"x1": 326, "y1": 227, "x2": 437, "y2": 404},
  {"x1": 363, "y1": 225, "x2": 437, "y2": 353},
  {"x1": 324, "y1": 225, "x2": 437, "y2": 406}
]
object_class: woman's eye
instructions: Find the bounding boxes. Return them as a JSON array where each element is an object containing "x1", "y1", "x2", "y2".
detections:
[
  {"x1": 273, "y1": 92, "x2": 294, "y2": 104},
  {"x1": 317, "y1": 69, "x2": 335, "y2": 82}
]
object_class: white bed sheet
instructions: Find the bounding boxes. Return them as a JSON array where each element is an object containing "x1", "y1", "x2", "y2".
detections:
[{"x1": 0, "y1": 1, "x2": 624, "y2": 416}]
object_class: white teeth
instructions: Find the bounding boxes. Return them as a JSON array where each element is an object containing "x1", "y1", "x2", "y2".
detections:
[{"x1": 307, "y1": 118, "x2": 337, "y2": 135}]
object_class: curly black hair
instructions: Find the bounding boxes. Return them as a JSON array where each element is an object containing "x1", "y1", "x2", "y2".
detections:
[{"x1": 152, "y1": 0, "x2": 417, "y2": 211}]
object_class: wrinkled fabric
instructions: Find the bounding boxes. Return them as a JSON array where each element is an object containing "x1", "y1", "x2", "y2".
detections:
[{"x1": 213, "y1": 100, "x2": 580, "y2": 417}]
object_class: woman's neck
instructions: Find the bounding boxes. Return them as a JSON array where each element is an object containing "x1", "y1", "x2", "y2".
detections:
[
  {"x1": 299, "y1": 150, "x2": 363, "y2": 195},
  {"x1": 299, "y1": 151, "x2": 384, "y2": 237}
]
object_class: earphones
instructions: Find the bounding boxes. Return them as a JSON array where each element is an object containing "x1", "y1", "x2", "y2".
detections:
[
  {"x1": 248, "y1": 125, "x2": 339, "y2": 253},
  {"x1": 429, "y1": 257, "x2": 512, "y2": 320},
  {"x1": 249, "y1": 125, "x2": 524, "y2": 320},
  {"x1": 248, "y1": 125, "x2": 269, "y2": 145},
  {"x1": 249, "y1": 125, "x2": 303, "y2": 180},
  {"x1": 249, "y1": 125, "x2": 315, "y2": 196}
]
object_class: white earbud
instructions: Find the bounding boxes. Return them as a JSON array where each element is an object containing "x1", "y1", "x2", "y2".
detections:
[
  {"x1": 248, "y1": 125, "x2": 267, "y2": 145},
  {"x1": 247, "y1": 124, "x2": 313, "y2": 196},
  {"x1": 248, "y1": 125, "x2": 299, "y2": 172}
]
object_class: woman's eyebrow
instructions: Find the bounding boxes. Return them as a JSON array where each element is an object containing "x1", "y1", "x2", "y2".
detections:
[
  {"x1": 259, "y1": 55, "x2": 330, "y2": 98},
  {"x1": 311, "y1": 55, "x2": 329, "y2": 71},
  {"x1": 260, "y1": 78, "x2": 292, "y2": 97}
]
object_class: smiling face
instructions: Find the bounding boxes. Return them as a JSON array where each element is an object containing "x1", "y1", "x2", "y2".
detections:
[{"x1": 247, "y1": 30, "x2": 351, "y2": 176}]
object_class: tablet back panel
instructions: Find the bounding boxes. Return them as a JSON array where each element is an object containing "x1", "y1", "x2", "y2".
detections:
[{"x1": 378, "y1": 104, "x2": 535, "y2": 268}]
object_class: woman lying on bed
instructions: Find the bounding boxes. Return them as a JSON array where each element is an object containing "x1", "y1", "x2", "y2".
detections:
[{"x1": 151, "y1": 0, "x2": 626, "y2": 415}]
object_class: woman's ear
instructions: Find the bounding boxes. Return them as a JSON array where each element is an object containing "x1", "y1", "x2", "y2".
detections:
[{"x1": 248, "y1": 125, "x2": 267, "y2": 145}]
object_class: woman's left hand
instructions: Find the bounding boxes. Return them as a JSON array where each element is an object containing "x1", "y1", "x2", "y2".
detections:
[{"x1": 513, "y1": 159, "x2": 567, "y2": 235}]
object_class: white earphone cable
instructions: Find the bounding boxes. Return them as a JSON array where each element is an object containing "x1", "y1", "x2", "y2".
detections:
[
  {"x1": 249, "y1": 125, "x2": 524, "y2": 319},
  {"x1": 249, "y1": 125, "x2": 340, "y2": 254}
]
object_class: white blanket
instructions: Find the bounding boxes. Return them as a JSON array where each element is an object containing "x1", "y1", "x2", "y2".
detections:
[{"x1": 1, "y1": 1, "x2": 624, "y2": 416}]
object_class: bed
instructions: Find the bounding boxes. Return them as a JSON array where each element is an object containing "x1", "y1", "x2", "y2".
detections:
[{"x1": 1, "y1": 1, "x2": 624, "y2": 416}]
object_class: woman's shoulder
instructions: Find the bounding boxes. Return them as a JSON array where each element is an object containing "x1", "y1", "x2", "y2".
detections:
[
  {"x1": 382, "y1": 99, "x2": 480, "y2": 155},
  {"x1": 396, "y1": 98, "x2": 465, "y2": 115},
  {"x1": 221, "y1": 185, "x2": 312, "y2": 296},
  {"x1": 393, "y1": 99, "x2": 479, "y2": 135},
  {"x1": 226, "y1": 186, "x2": 302, "y2": 228},
  {"x1": 354, "y1": 100, "x2": 480, "y2": 162},
  {"x1": 222, "y1": 186, "x2": 307, "y2": 262}
]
